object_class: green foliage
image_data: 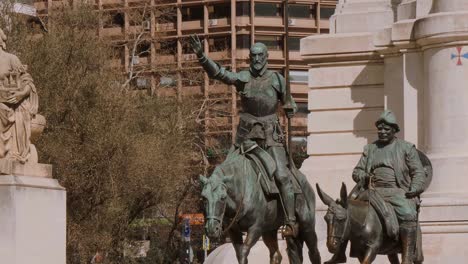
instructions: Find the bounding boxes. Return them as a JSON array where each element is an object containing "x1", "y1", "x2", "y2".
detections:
[{"x1": 3, "y1": 5, "x2": 203, "y2": 264}]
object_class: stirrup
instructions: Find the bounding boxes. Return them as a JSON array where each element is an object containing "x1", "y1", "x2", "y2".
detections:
[{"x1": 282, "y1": 222, "x2": 299, "y2": 238}]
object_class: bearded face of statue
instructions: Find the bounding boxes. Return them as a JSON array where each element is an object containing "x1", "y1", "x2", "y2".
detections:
[{"x1": 249, "y1": 43, "x2": 268, "y2": 73}]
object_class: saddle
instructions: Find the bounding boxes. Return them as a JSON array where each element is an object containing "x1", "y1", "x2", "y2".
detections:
[
  {"x1": 238, "y1": 142, "x2": 302, "y2": 196},
  {"x1": 354, "y1": 188, "x2": 399, "y2": 240}
]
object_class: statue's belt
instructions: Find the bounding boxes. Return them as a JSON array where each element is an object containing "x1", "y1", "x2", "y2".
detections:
[
  {"x1": 237, "y1": 113, "x2": 283, "y2": 146},
  {"x1": 239, "y1": 112, "x2": 278, "y2": 124}
]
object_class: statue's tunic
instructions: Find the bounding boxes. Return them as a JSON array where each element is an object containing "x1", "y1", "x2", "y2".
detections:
[
  {"x1": 353, "y1": 138, "x2": 426, "y2": 221},
  {"x1": 0, "y1": 51, "x2": 38, "y2": 162}
]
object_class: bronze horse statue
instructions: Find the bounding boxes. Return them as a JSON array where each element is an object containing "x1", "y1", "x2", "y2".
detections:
[
  {"x1": 316, "y1": 183, "x2": 424, "y2": 264},
  {"x1": 200, "y1": 148, "x2": 321, "y2": 264}
]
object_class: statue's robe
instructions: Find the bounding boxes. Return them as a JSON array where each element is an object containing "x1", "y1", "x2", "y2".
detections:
[{"x1": 0, "y1": 51, "x2": 38, "y2": 163}]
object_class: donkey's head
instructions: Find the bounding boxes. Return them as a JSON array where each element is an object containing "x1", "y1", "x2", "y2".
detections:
[
  {"x1": 200, "y1": 168, "x2": 228, "y2": 239},
  {"x1": 316, "y1": 183, "x2": 349, "y2": 253}
]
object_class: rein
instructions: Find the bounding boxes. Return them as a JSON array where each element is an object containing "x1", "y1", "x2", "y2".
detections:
[
  {"x1": 222, "y1": 187, "x2": 245, "y2": 236},
  {"x1": 221, "y1": 151, "x2": 262, "y2": 236}
]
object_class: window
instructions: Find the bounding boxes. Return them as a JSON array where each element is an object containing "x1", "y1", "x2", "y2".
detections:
[
  {"x1": 289, "y1": 4, "x2": 314, "y2": 19},
  {"x1": 255, "y1": 35, "x2": 283, "y2": 51},
  {"x1": 209, "y1": 36, "x2": 231, "y2": 52},
  {"x1": 158, "y1": 40, "x2": 177, "y2": 55},
  {"x1": 182, "y1": 6, "x2": 204, "y2": 21},
  {"x1": 236, "y1": 2, "x2": 250, "y2": 17},
  {"x1": 103, "y1": 12, "x2": 124, "y2": 28},
  {"x1": 136, "y1": 42, "x2": 151, "y2": 58},
  {"x1": 209, "y1": 3, "x2": 231, "y2": 19},
  {"x1": 255, "y1": 3, "x2": 281, "y2": 17},
  {"x1": 295, "y1": 102, "x2": 308, "y2": 114},
  {"x1": 288, "y1": 37, "x2": 301, "y2": 51},
  {"x1": 159, "y1": 76, "x2": 176, "y2": 87},
  {"x1": 320, "y1": 7, "x2": 335, "y2": 19},
  {"x1": 289, "y1": 70, "x2": 308, "y2": 84},
  {"x1": 236, "y1": 35, "x2": 251, "y2": 50}
]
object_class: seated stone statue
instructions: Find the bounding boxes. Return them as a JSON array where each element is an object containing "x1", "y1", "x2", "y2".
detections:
[{"x1": 0, "y1": 28, "x2": 39, "y2": 163}]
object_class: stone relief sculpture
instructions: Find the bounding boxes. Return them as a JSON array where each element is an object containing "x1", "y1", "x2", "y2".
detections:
[
  {"x1": 0, "y1": 28, "x2": 41, "y2": 164},
  {"x1": 317, "y1": 110, "x2": 432, "y2": 264}
]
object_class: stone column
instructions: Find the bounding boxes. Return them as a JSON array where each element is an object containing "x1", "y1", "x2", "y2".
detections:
[{"x1": 413, "y1": 5, "x2": 468, "y2": 258}]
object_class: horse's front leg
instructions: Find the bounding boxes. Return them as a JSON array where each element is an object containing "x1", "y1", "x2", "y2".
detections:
[
  {"x1": 360, "y1": 247, "x2": 378, "y2": 264},
  {"x1": 239, "y1": 225, "x2": 262, "y2": 264},
  {"x1": 228, "y1": 227, "x2": 244, "y2": 262}
]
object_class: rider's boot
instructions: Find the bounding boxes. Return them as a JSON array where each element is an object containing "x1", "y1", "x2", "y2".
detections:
[
  {"x1": 400, "y1": 221, "x2": 417, "y2": 264},
  {"x1": 279, "y1": 178, "x2": 298, "y2": 238}
]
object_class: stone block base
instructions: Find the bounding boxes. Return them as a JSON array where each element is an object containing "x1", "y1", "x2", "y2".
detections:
[{"x1": 0, "y1": 175, "x2": 66, "y2": 264}]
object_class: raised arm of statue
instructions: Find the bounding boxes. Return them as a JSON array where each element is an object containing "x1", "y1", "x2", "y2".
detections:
[{"x1": 189, "y1": 35, "x2": 244, "y2": 89}]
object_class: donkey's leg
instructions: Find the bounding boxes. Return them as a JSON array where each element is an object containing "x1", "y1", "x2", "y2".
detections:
[
  {"x1": 228, "y1": 228, "x2": 244, "y2": 263},
  {"x1": 286, "y1": 236, "x2": 304, "y2": 264},
  {"x1": 361, "y1": 247, "x2": 378, "y2": 264},
  {"x1": 262, "y1": 230, "x2": 282, "y2": 264},
  {"x1": 239, "y1": 226, "x2": 262, "y2": 264},
  {"x1": 324, "y1": 240, "x2": 347, "y2": 264},
  {"x1": 388, "y1": 253, "x2": 400, "y2": 264}
]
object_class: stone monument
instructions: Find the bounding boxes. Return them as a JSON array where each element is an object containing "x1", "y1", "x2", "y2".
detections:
[
  {"x1": 0, "y1": 28, "x2": 66, "y2": 264},
  {"x1": 301, "y1": 0, "x2": 468, "y2": 262}
]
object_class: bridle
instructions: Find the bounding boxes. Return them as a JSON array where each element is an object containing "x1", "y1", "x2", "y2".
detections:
[
  {"x1": 328, "y1": 205, "x2": 350, "y2": 245},
  {"x1": 204, "y1": 181, "x2": 245, "y2": 237}
]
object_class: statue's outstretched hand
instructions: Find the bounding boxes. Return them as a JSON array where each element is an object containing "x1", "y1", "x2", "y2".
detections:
[{"x1": 189, "y1": 34, "x2": 204, "y2": 57}]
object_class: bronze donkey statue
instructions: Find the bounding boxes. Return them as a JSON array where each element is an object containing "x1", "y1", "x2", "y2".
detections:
[{"x1": 316, "y1": 183, "x2": 424, "y2": 264}]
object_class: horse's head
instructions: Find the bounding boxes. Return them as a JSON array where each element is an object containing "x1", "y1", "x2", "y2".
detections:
[
  {"x1": 200, "y1": 169, "x2": 228, "y2": 239},
  {"x1": 316, "y1": 183, "x2": 349, "y2": 254}
]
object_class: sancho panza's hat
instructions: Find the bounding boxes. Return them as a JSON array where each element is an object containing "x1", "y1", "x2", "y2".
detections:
[{"x1": 375, "y1": 110, "x2": 400, "y2": 132}]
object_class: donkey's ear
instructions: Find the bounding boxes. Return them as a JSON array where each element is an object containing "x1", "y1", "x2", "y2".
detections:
[
  {"x1": 199, "y1": 175, "x2": 208, "y2": 185},
  {"x1": 340, "y1": 182, "x2": 348, "y2": 208},
  {"x1": 316, "y1": 184, "x2": 334, "y2": 206}
]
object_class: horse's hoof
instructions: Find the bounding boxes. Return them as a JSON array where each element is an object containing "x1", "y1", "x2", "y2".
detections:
[{"x1": 324, "y1": 256, "x2": 347, "y2": 264}]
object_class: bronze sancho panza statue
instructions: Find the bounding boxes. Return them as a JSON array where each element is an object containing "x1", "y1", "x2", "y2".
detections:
[
  {"x1": 194, "y1": 35, "x2": 321, "y2": 264},
  {"x1": 317, "y1": 110, "x2": 431, "y2": 264}
]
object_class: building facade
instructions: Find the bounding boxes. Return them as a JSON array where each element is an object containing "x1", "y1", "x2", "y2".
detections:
[{"x1": 34, "y1": 0, "x2": 337, "y2": 154}]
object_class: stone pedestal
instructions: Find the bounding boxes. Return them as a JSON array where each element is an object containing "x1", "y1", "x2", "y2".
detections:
[{"x1": 0, "y1": 162, "x2": 66, "y2": 264}]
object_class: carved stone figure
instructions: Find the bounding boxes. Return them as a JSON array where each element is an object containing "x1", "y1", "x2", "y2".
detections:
[
  {"x1": 0, "y1": 28, "x2": 38, "y2": 163},
  {"x1": 317, "y1": 110, "x2": 431, "y2": 264}
]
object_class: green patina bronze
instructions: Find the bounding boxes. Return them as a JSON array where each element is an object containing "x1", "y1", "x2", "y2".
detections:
[
  {"x1": 191, "y1": 35, "x2": 320, "y2": 264},
  {"x1": 318, "y1": 110, "x2": 432, "y2": 264}
]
